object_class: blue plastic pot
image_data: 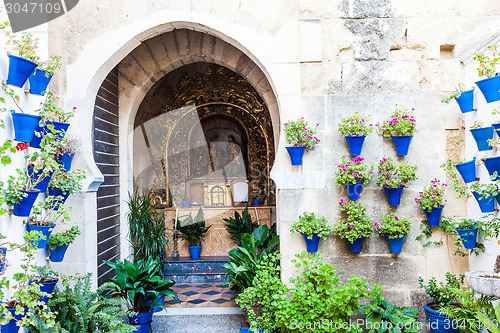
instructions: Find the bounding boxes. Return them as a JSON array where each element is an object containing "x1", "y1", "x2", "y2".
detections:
[
  {"x1": 345, "y1": 135, "x2": 366, "y2": 156},
  {"x1": 424, "y1": 302, "x2": 460, "y2": 333},
  {"x1": 383, "y1": 186, "x2": 405, "y2": 206},
  {"x1": 10, "y1": 111, "x2": 42, "y2": 143},
  {"x1": 188, "y1": 245, "x2": 202, "y2": 260},
  {"x1": 470, "y1": 127, "x2": 494, "y2": 151},
  {"x1": 152, "y1": 295, "x2": 165, "y2": 313},
  {"x1": 476, "y1": 75, "x2": 500, "y2": 103},
  {"x1": 34, "y1": 277, "x2": 58, "y2": 303},
  {"x1": 252, "y1": 199, "x2": 260, "y2": 206},
  {"x1": 301, "y1": 233, "x2": 320, "y2": 253},
  {"x1": 454, "y1": 88, "x2": 475, "y2": 113},
  {"x1": 13, "y1": 189, "x2": 40, "y2": 217},
  {"x1": 27, "y1": 166, "x2": 53, "y2": 193},
  {"x1": 454, "y1": 158, "x2": 476, "y2": 183},
  {"x1": 286, "y1": 146, "x2": 306, "y2": 166},
  {"x1": 48, "y1": 187, "x2": 70, "y2": 210},
  {"x1": 28, "y1": 69, "x2": 53, "y2": 95},
  {"x1": 56, "y1": 153, "x2": 74, "y2": 172},
  {"x1": 391, "y1": 136, "x2": 413, "y2": 156},
  {"x1": 483, "y1": 156, "x2": 500, "y2": 181},
  {"x1": 240, "y1": 324, "x2": 265, "y2": 333},
  {"x1": 0, "y1": 247, "x2": 6, "y2": 273},
  {"x1": 6, "y1": 54, "x2": 37, "y2": 88},
  {"x1": 455, "y1": 228, "x2": 478, "y2": 249},
  {"x1": 386, "y1": 234, "x2": 406, "y2": 254},
  {"x1": 424, "y1": 206, "x2": 444, "y2": 226},
  {"x1": 49, "y1": 244, "x2": 69, "y2": 262},
  {"x1": 182, "y1": 200, "x2": 190, "y2": 207},
  {"x1": 30, "y1": 121, "x2": 70, "y2": 149},
  {"x1": 492, "y1": 123, "x2": 500, "y2": 135},
  {"x1": 472, "y1": 191, "x2": 495, "y2": 213},
  {"x1": 345, "y1": 181, "x2": 363, "y2": 200},
  {"x1": 129, "y1": 310, "x2": 154, "y2": 333},
  {"x1": 27, "y1": 223, "x2": 56, "y2": 249},
  {"x1": 1, "y1": 306, "x2": 27, "y2": 333},
  {"x1": 348, "y1": 237, "x2": 363, "y2": 253}
]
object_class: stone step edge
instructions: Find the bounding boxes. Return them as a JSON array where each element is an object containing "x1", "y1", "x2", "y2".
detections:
[{"x1": 156, "y1": 307, "x2": 243, "y2": 316}]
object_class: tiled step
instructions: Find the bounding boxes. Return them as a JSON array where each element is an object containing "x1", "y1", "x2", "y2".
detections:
[{"x1": 163, "y1": 256, "x2": 229, "y2": 283}]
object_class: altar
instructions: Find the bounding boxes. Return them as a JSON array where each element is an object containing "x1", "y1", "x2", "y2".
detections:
[{"x1": 164, "y1": 206, "x2": 272, "y2": 257}]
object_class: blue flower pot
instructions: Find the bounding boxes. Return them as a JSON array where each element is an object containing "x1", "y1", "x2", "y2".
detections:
[
  {"x1": 301, "y1": 233, "x2": 320, "y2": 253},
  {"x1": 28, "y1": 69, "x2": 53, "y2": 95},
  {"x1": 348, "y1": 237, "x2": 363, "y2": 253},
  {"x1": 240, "y1": 325, "x2": 265, "y2": 333},
  {"x1": 386, "y1": 234, "x2": 406, "y2": 254},
  {"x1": 424, "y1": 206, "x2": 444, "y2": 226},
  {"x1": 345, "y1": 181, "x2": 363, "y2": 200},
  {"x1": 286, "y1": 146, "x2": 306, "y2": 166},
  {"x1": 454, "y1": 158, "x2": 476, "y2": 183},
  {"x1": 472, "y1": 191, "x2": 495, "y2": 213},
  {"x1": 470, "y1": 127, "x2": 494, "y2": 151},
  {"x1": 13, "y1": 189, "x2": 40, "y2": 217},
  {"x1": 48, "y1": 187, "x2": 70, "y2": 210},
  {"x1": 129, "y1": 310, "x2": 154, "y2": 333},
  {"x1": 424, "y1": 302, "x2": 460, "y2": 333},
  {"x1": 0, "y1": 247, "x2": 6, "y2": 273},
  {"x1": 30, "y1": 121, "x2": 70, "y2": 149},
  {"x1": 49, "y1": 244, "x2": 69, "y2": 262},
  {"x1": 6, "y1": 54, "x2": 37, "y2": 88},
  {"x1": 56, "y1": 153, "x2": 74, "y2": 172},
  {"x1": 455, "y1": 228, "x2": 478, "y2": 249},
  {"x1": 188, "y1": 245, "x2": 202, "y2": 260},
  {"x1": 252, "y1": 199, "x2": 260, "y2": 206},
  {"x1": 152, "y1": 295, "x2": 165, "y2": 313},
  {"x1": 454, "y1": 88, "x2": 475, "y2": 113},
  {"x1": 10, "y1": 111, "x2": 42, "y2": 143},
  {"x1": 391, "y1": 136, "x2": 413, "y2": 156},
  {"x1": 483, "y1": 156, "x2": 500, "y2": 181},
  {"x1": 182, "y1": 200, "x2": 190, "y2": 207},
  {"x1": 345, "y1": 135, "x2": 366, "y2": 156},
  {"x1": 383, "y1": 186, "x2": 405, "y2": 206},
  {"x1": 492, "y1": 123, "x2": 500, "y2": 136},
  {"x1": 27, "y1": 223, "x2": 56, "y2": 249},
  {"x1": 476, "y1": 75, "x2": 500, "y2": 103},
  {"x1": 27, "y1": 166, "x2": 53, "y2": 193},
  {"x1": 1, "y1": 306, "x2": 27, "y2": 333},
  {"x1": 34, "y1": 277, "x2": 58, "y2": 303}
]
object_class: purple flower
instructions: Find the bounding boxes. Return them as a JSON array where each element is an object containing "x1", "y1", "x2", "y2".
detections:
[
  {"x1": 350, "y1": 224, "x2": 354, "y2": 228},
  {"x1": 394, "y1": 216, "x2": 399, "y2": 221},
  {"x1": 353, "y1": 172, "x2": 358, "y2": 177},
  {"x1": 374, "y1": 222, "x2": 379, "y2": 227}
]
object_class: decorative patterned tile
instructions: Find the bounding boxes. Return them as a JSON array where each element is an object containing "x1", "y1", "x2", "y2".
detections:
[
  {"x1": 167, "y1": 282, "x2": 238, "y2": 308},
  {"x1": 203, "y1": 290, "x2": 219, "y2": 296},
  {"x1": 188, "y1": 299, "x2": 206, "y2": 304},
  {"x1": 181, "y1": 291, "x2": 197, "y2": 296}
]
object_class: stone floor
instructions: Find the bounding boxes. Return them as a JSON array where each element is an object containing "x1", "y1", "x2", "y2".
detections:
[{"x1": 166, "y1": 282, "x2": 237, "y2": 308}]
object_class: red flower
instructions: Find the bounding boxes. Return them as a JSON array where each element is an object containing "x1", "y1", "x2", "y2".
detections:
[{"x1": 16, "y1": 142, "x2": 27, "y2": 151}]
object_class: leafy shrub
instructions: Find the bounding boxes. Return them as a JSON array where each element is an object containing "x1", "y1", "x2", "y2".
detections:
[
  {"x1": 333, "y1": 199, "x2": 374, "y2": 242},
  {"x1": 290, "y1": 212, "x2": 333, "y2": 239},
  {"x1": 338, "y1": 113, "x2": 376, "y2": 136},
  {"x1": 335, "y1": 156, "x2": 374, "y2": 187},
  {"x1": 283, "y1": 118, "x2": 319, "y2": 151},
  {"x1": 377, "y1": 212, "x2": 411, "y2": 238},
  {"x1": 375, "y1": 157, "x2": 417, "y2": 188}
]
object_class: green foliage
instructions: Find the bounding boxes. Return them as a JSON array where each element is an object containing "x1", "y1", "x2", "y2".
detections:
[
  {"x1": 274, "y1": 252, "x2": 383, "y2": 333},
  {"x1": 2, "y1": 27, "x2": 40, "y2": 62},
  {"x1": 335, "y1": 156, "x2": 374, "y2": 186},
  {"x1": 176, "y1": 208, "x2": 211, "y2": 246},
  {"x1": 30, "y1": 197, "x2": 72, "y2": 226},
  {"x1": 104, "y1": 257, "x2": 178, "y2": 313},
  {"x1": 290, "y1": 211, "x2": 333, "y2": 239},
  {"x1": 418, "y1": 273, "x2": 465, "y2": 308},
  {"x1": 470, "y1": 181, "x2": 499, "y2": 201},
  {"x1": 378, "y1": 212, "x2": 411, "y2": 238},
  {"x1": 440, "y1": 160, "x2": 468, "y2": 198},
  {"x1": 333, "y1": 199, "x2": 374, "y2": 242},
  {"x1": 358, "y1": 298, "x2": 421, "y2": 333},
  {"x1": 477, "y1": 303, "x2": 500, "y2": 333},
  {"x1": 127, "y1": 192, "x2": 168, "y2": 261},
  {"x1": 47, "y1": 226, "x2": 80, "y2": 249},
  {"x1": 338, "y1": 112, "x2": 376, "y2": 136},
  {"x1": 473, "y1": 44, "x2": 500, "y2": 78},
  {"x1": 283, "y1": 118, "x2": 319, "y2": 151},
  {"x1": 441, "y1": 85, "x2": 466, "y2": 104},
  {"x1": 470, "y1": 121, "x2": 484, "y2": 129},
  {"x1": 48, "y1": 168, "x2": 85, "y2": 195},
  {"x1": 37, "y1": 55, "x2": 62, "y2": 76},
  {"x1": 36, "y1": 92, "x2": 76, "y2": 123},
  {"x1": 414, "y1": 178, "x2": 447, "y2": 212},
  {"x1": 380, "y1": 107, "x2": 417, "y2": 137},
  {"x1": 375, "y1": 157, "x2": 417, "y2": 188},
  {"x1": 224, "y1": 208, "x2": 259, "y2": 243}
]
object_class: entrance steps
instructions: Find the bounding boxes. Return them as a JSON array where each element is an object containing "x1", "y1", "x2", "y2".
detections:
[{"x1": 162, "y1": 256, "x2": 229, "y2": 283}]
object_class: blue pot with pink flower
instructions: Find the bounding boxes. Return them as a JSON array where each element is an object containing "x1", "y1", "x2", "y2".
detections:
[
  {"x1": 345, "y1": 181, "x2": 363, "y2": 200},
  {"x1": 391, "y1": 136, "x2": 413, "y2": 156},
  {"x1": 386, "y1": 234, "x2": 406, "y2": 254},
  {"x1": 345, "y1": 135, "x2": 366, "y2": 156},
  {"x1": 348, "y1": 237, "x2": 363, "y2": 252}
]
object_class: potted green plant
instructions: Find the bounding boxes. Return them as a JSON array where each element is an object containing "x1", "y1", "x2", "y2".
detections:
[
  {"x1": 375, "y1": 157, "x2": 417, "y2": 206},
  {"x1": 28, "y1": 55, "x2": 62, "y2": 95},
  {"x1": 337, "y1": 112, "x2": 377, "y2": 155},
  {"x1": 377, "y1": 212, "x2": 411, "y2": 254},
  {"x1": 48, "y1": 168, "x2": 85, "y2": 209},
  {"x1": 358, "y1": 298, "x2": 421, "y2": 332},
  {"x1": 414, "y1": 178, "x2": 447, "y2": 226},
  {"x1": 47, "y1": 226, "x2": 80, "y2": 262},
  {"x1": 283, "y1": 117, "x2": 319, "y2": 165},
  {"x1": 224, "y1": 207, "x2": 259, "y2": 245},
  {"x1": 335, "y1": 156, "x2": 374, "y2": 200},
  {"x1": 454, "y1": 219, "x2": 478, "y2": 250},
  {"x1": 104, "y1": 257, "x2": 178, "y2": 333},
  {"x1": 473, "y1": 44, "x2": 500, "y2": 103},
  {"x1": 333, "y1": 199, "x2": 374, "y2": 252},
  {"x1": 181, "y1": 195, "x2": 190, "y2": 207},
  {"x1": 441, "y1": 85, "x2": 475, "y2": 114},
  {"x1": 176, "y1": 208, "x2": 211, "y2": 260},
  {"x1": 470, "y1": 182, "x2": 499, "y2": 213},
  {"x1": 28, "y1": 197, "x2": 72, "y2": 249},
  {"x1": 470, "y1": 121, "x2": 494, "y2": 151},
  {"x1": 380, "y1": 106, "x2": 417, "y2": 155},
  {"x1": 290, "y1": 211, "x2": 333, "y2": 253},
  {"x1": 53, "y1": 137, "x2": 79, "y2": 172}
]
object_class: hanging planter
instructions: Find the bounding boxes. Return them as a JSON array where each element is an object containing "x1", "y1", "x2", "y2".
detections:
[
  {"x1": 285, "y1": 146, "x2": 306, "y2": 166},
  {"x1": 10, "y1": 111, "x2": 42, "y2": 143},
  {"x1": 492, "y1": 123, "x2": 500, "y2": 135},
  {"x1": 348, "y1": 237, "x2": 363, "y2": 253},
  {"x1": 47, "y1": 187, "x2": 70, "y2": 210},
  {"x1": 483, "y1": 156, "x2": 500, "y2": 181},
  {"x1": 27, "y1": 166, "x2": 53, "y2": 193},
  {"x1": 455, "y1": 228, "x2": 478, "y2": 249},
  {"x1": 470, "y1": 126, "x2": 494, "y2": 151},
  {"x1": 49, "y1": 244, "x2": 69, "y2": 262},
  {"x1": 454, "y1": 158, "x2": 476, "y2": 183},
  {"x1": 0, "y1": 247, "x2": 6, "y2": 274},
  {"x1": 345, "y1": 181, "x2": 363, "y2": 200},
  {"x1": 345, "y1": 135, "x2": 366, "y2": 156},
  {"x1": 32, "y1": 277, "x2": 58, "y2": 303},
  {"x1": 424, "y1": 302, "x2": 460, "y2": 333},
  {"x1": 30, "y1": 121, "x2": 70, "y2": 149},
  {"x1": 28, "y1": 69, "x2": 53, "y2": 95},
  {"x1": 129, "y1": 310, "x2": 154, "y2": 333},
  {"x1": 1, "y1": 305, "x2": 27, "y2": 333},
  {"x1": 27, "y1": 222, "x2": 56, "y2": 249},
  {"x1": 6, "y1": 54, "x2": 38, "y2": 88},
  {"x1": 424, "y1": 206, "x2": 444, "y2": 226},
  {"x1": 472, "y1": 191, "x2": 495, "y2": 213},
  {"x1": 454, "y1": 88, "x2": 475, "y2": 113},
  {"x1": 385, "y1": 234, "x2": 406, "y2": 254},
  {"x1": 188, "y1": 245, "x2": 202, "y2": 260},
  {"x1": 391, "y1": 136, "x2": 413, "y2": 156},
  {"x1": 383, "y1": 186, "x2": 405, "y2": 206},
  {"x1": 475, "y1": 75, "x2": 500, "y2": 103},
  {"x1": 301, "y1": 233, "x2": 320, "y2": 253},
  {"x1": 56, "y1": 152, "x2": 74, "y2": 172},
  {"x1": 13, "y1": 189, "x2": 40, "y2": 217}
]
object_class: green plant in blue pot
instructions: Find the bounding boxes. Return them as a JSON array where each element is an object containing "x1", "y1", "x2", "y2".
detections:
[
  {"x1": 333, "y1": 199, "x2": 374, "y2": 253},
  {"x1": 176, "y1": 208, "x2": 211, "y2": 260},
  {"x1": 377, "y1": 212, "x2": 411, "y2": 254},
  {"x1": 290, "y1": 211, "x2": 333, "y2": 253}
]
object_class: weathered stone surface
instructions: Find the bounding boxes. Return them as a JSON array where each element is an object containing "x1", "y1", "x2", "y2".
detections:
[{"x1": 339, "y1": 0, "x2": 394, "y2": 19}]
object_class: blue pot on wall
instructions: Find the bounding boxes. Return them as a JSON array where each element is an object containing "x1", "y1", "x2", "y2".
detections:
[
  {"x1": 48, "y1": 187, "x2": 70, "y2": 210},
  {"x1": 0, "y1": 247, "x2": 6, "y2": 273},
  {"x1": 1, "y1": 305, "x2": 27, "y2": 333},
  {"x1": 455, "y1": 228, "x2": 478, "y2": 249},
  {"x1": 383, "y1": 186, "x2": 405, "y2": 206},
  {"x1": 424, "y1": 206, "x2": 444, "y2": 226},
  {"x1": 6, "y1": 54, "x2": 37, "y2": 88},
  {"x1": 476, "y1": 75, "x2": 500, "y2": 103},
  {"x1": 386, "y1": 234, "x2": 406, "y2": 254},
  {"x1": 345, "y1": 135, "x2": 366, "y2": 156},
  {"x1": 27, "y1": 223, "x2": 56, "y2": 249},
  {"x1": 28, "y1": 69, "x2": 53, "y2": 95},
  {"x1": 27, "y1": 166, "x2": 53, "y2": 193},
  {"x1": 188, "y1": 245, "x2": 202, "y2": 260},
  {"x1": 470, "y1": 127, "x2": 494, "y2": 151},
  {"x1": 424, "y1": 302, "x2": 460, "y2": 333},
  {"x1": 30, "y1": 121, "x2": 70, "y2": 149},
  {"x1": 301, "y1": 233, "x2": 320, "y2": 253},
  {"x1": 35, "y1": 277, "x2": 58, "y2": 303},
  {"x1": 454, "y1": 158, "x2": 476, "y2": 183},
  {"x1": 492, "y1": 123, "x2": 500, "y2": 135},
  {"x1": 454, "y1": 88, "x2": 475, "y2": 113},
  {"x1": 345, "y1": 181, "x2": 363, "y2": 200},
  {"x1": 129, "y1": 310, "x2": 154, "y2": 333},
  {"x1": 56, "y1": 153, "x2": 74, "y2": 172},
  {"x1": 13, "y1": 189, "x2": 40, "y2": 217},
  {"x1": 10, "y1": 111, "x2": 42, "y2": 143},
  {"x1": 483, "y1": 156, "x2": 500, "y2": 181},
  {"x1": 348, "y1": 237, "x2": 363, "y2": 253},
  {"x1": 49, "y1": 244, "x2": 69, "y2": 262},
  {"x1": 472, "y1": 191, "x2": 495, "y2": 213},
  {"x1": 285, "y1": 146, "x2": 306, "y2": 166},
  {"x1": 391, "y1": 136, "x2": 413, "y2": 156},
  {"x1": 240, "y1": 325, "x2": 265, "y2": 333}
]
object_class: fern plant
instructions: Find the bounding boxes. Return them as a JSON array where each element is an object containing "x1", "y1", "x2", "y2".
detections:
[{"x1": 224, "y1": 208, "x2": 259, "y2": 243}]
